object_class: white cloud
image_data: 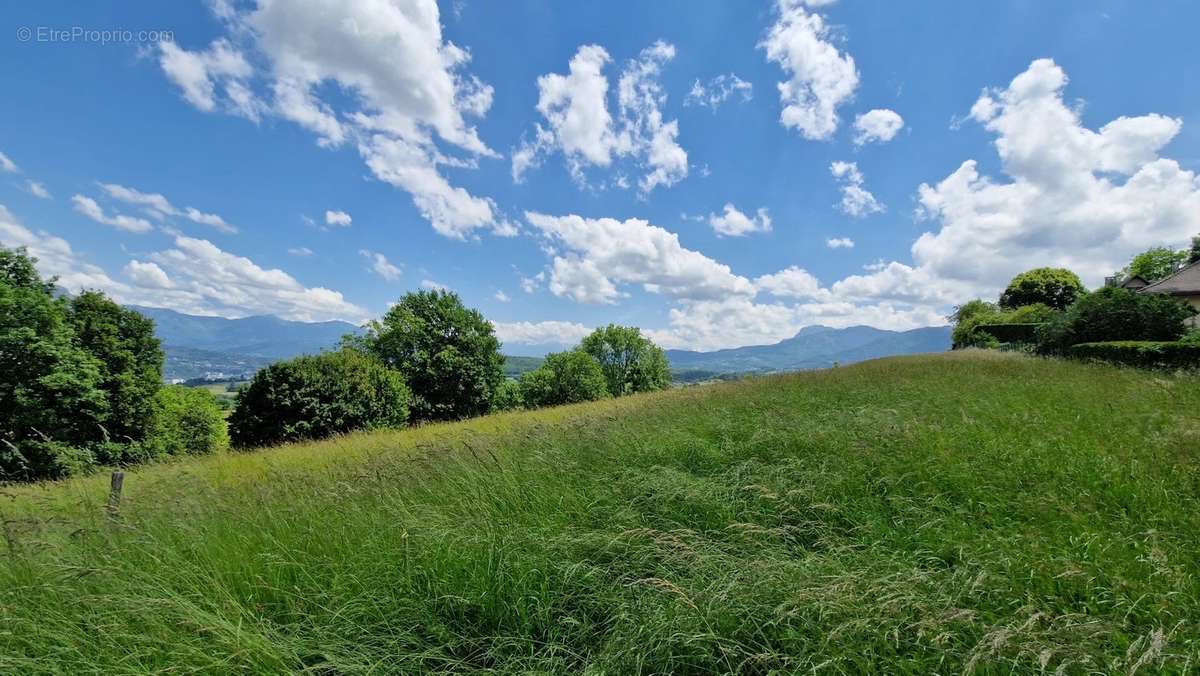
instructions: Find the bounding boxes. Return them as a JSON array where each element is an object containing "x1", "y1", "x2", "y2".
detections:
[
  {"x1": 159, "y1": 38, "x2": 258, "y2": 118},
  {"x1": 420, "y1": 279, "x2": 449, "y2": 291},
  {"x1": 2, "y1": 203, "x2": 368, "y2": 323},
  {"x1": 526, "y1": 211, "x2": 756, "y2": 304},
  {"x1": 830, "y1": 161, "x2": 884, "y2": 217},
  {"x1": 492, "y1": 320, "x2": 592, "y2": 346},
  {"x1": 911, "y1": 58, "x2": 1200, "y2": 291},
  {"x1": 760, "y1": 0, "x2": 859, "y2": 140},
  {"x1": 754, "y1": 266, "x2": 830, "y2": 300},
  {"x1": 288, "y1": 247, "x2": 313, "y2": 256},
  {"x1": 494, "y1": 290, "x2": 510, "y2": 302},
  {"x1": 359, "y1": 249, "x2": 402, "y2": 281},
  {"x1": 708, "y1": 203, "x2": 772, "y2": 237},
  {"x1": 853, "y1": 108, "x2": 904, "y2": 145},
  {"x1": 519, "y1": 271, "x2": 544, "y2": 294},
  {"x1": 99, "y1": 183, "x2": 237, "y2": 233},
  {"x1": 684, "y1": 74, "x2": 753, "y2": 110},
  {"x1": 26, "y1": 181, "x2": 51, "y2": 199},
  {"x1": 71, "y1": 195, "x2": 155, "y2": 233},
  {"x1": 826, "y1": 236, "x2": 854, "y2": 248},
  {"x1": 0, "y1": 152, "x2": 18, "y2": 173},
  {"x1": 513, "y1": 41, "x2": 687, "y2": 193},
  {"x1": 157, "y1": 0, "x2": 507, "y2": 240},
  {"x1": 325, "y1": 210, "x2": 352, "y2": 227}
]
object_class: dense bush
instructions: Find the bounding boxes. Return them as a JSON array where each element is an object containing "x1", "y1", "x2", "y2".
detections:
[
  {"x1": 999, "y1": 268, "x2": 1085, "y2": 310},
  {"x1": 1036, "y1": 287, "x2": 1196, "y2": 354},
  {"x1": 359, "y1": 290, "x2": 503, "y2": 421},
  {"x1": 519, "y1": 351, "x2": 609, "y2": 408},
  {"x1": 579, "y1": 324, "x2": 671, "y2": 396},
  {"x1": 491, "y1": 379, "x2": 524, "y2": 411},
  {"x1": 951, "y1": 303, "x2": 1057, "y2": 348},
  {"x1": 1069, "y1": 341, "x2": 1200, "y2": 369},
  {"x1": 148, "y1": 386, "x2": 229, "y2": 457},
  {"x1": 229, "y1": 350, "x2": 410, "y2": 449}
]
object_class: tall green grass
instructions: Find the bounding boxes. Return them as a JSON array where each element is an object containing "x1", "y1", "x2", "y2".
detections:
[{"x1": 3, "y1": 351, "x2": 1199, "y2": 673}]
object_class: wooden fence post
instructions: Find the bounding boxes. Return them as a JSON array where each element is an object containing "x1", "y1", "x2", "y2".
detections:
[{"x1": 106, "y1": 471, "x2": 124, "y2": 519}]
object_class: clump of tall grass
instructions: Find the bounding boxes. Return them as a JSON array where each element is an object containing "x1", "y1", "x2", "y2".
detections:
[{"x1": 2, "y1": 351, "x2": 1199, "y2": 672}]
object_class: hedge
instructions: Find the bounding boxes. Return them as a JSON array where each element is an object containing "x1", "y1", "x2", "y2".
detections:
[
  {"x1": 1069, "y1": 341, "x2": 1200, "y2": 369},
  {"x1": 974, "y1": 323, "x2": 1045, "y2": 344}
]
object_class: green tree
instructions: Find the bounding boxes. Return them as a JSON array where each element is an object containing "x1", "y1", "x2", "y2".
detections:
[
  {"x1": 0, "y1": 248, "x2": 108, "y2": 480},
  {"x1": 999, "y1": 268, "x2": 1085, "y2": 311},
  {"x1": 948, "y1": 299, "x2": 998, "y2": 326},
  {"x1": 519, "y1": 351, "x2": 609, "y2": 408},
  {"x1": 579, "y1": 324, "x2": 672, "y2": 396},
  {"x1": 1188, "y1": 235, "x2": 1200, "y2": 265},
  {"x1": 360, "y1": 290, "x2": 503, "y2": 421},
  {"x1": 492, "y1": 379, "x2": 524, "y2": 411},
  {"x1": 1036, "y1": 287, "x2": 1196, "y2": 354},
  {"x1": 229, "y1": 349, "x2": 410, "y2": 449},
  {"x1": 66, "y1": 291, "x2": 163, "y2": 444},
  {"x1": 1123, "y1": 246, "x2": 1188, "y2": 283},
  {"x1": 147, "y1": 385, "x2": 229, "y2": 457}
]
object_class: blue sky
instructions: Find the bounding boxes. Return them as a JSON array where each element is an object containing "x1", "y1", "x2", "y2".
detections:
[{"x1": 3, "y1": 0, "x2": 1199, "y2": 352}]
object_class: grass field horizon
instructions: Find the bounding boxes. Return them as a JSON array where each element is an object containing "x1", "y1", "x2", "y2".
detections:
[{"x1": 3, "y1": 351, "x2": 1199, "y2": 673}]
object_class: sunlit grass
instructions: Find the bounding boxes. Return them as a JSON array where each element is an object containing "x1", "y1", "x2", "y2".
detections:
[{"x1": 3, "y1": 351, "x2": 1199, "y2": 672}]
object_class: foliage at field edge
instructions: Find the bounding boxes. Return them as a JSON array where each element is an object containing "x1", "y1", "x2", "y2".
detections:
[{"x1": 2, "y1": 352, "x2": 1198, "y2": 672}]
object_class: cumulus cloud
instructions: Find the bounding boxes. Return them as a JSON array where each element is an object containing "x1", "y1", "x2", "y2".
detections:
[
  {"x1": 684, "y1": 74, "x2": 753, "y2": 110},
  {"x1": 325, "y1": 210, "x2": 352, "y2": 227},
  {"x1": 910, "y1": 58, "x2": 1200, "y2": 291},
  {"x1": 157, "y1": 0, "x2": 509, "y2": 239},
  {"x1": 71, "y1": 195, "x2": 155, "y2": 233},
  {"x1": 359, "y1": 249, "x2": 402, "y2": 281},
  {"x1": 0, "y1": 151, "x2": 17, "y2": 173},
  {"x1": 525, "y1": 211, "x2": 755, "y2": 304},
  {"x1": 826, "y1": 236, "x2": 854, "y2": 248},
  {"x1": 420, "y1": 279, "x2": 449, "y2": 291},
  {"x1": 760, "y1": 0, "x2": 859, "y2": 140},
  {"x1": 754, "y1": 266, "x2": 830, "y2": 300},
  {"x1": 853, "y1": 108, "x2": 904, "y2": 145},
  {"x1": 830, "y1": 161, "x2": 884, "y2": 217},
  {"x1": 1, "y1": 204, "x2": 127, "y2": 292},
  {"x1": 99, "y1": 183, "x2": 237, "y2": 233},
  {"x1": 492, "y1": 320, "x2": 592, "y2": 346},
  {"x1": 708, "y1": 203, "x2": 772, "y2": 237},
  {"x1": 494, "y1": 290, "x2": 510, "y2": 302},
  {"x1": 513, "y1": 41, "x2": 687, "y2": 193}
]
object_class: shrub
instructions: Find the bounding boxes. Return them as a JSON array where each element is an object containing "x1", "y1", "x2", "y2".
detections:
[
  {"x1": 972, "y1": 323, "x2": 1044, "y2": 344},
  {"x1": 492, "y1": 379, "x2": 524, "y2": 411},
  {"x1": 519, "y1": 351, "x2": 609, "y2": 408},
  {"x1": 952, "y1": 303, "x2": 1056, "y2": 348},
  {"x1": 1069, "y1": 341, "x2": 1200, "y2": 369},
  {"x1": 359, "y1": 290, "x2": 503, "y2": 421},
  {"x1": 1036, "y1": 287, "x2": 1196, "y2": 354},
  {"x1": 229, "y1": 350, "x2": 410, "y2": 449},
  {"x1": 148, "y1": 386, "x2": 229, "y2": 457},
  {"x1": 579, "y1": 324, "x2": 671, "y2": 396},
  {"x1": 999, "y1": 268, "x2": 1085, "y2": 310}
]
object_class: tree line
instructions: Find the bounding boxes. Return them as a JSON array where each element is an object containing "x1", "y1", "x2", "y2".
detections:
[
  {"x1": 230, "y1": 290, "x2": 671, "y2": 448},
  {"x1": 1, "y1": 245, "x2": 672, "y2": 481}
]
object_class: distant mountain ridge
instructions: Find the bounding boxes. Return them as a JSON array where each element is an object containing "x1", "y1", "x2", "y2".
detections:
[
  {"x1": 129, "y1": 306, "x2": 362, "y2": 359},
  {"x1": 666, "y1": 325, "x2": 951, "y2": 374}
]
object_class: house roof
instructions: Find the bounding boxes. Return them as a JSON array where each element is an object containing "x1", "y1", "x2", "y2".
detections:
[
  {"x1": 1141, "y1": 259, "x2": 1200, "y2": 296},
  {"x1": 1121, "y1": 275, "x2": 1150, "y2": 289}
]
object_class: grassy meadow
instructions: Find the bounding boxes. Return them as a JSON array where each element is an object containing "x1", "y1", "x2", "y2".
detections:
[{"x1": 2, "y1": 351, "x2": 1200, "y2": 673}]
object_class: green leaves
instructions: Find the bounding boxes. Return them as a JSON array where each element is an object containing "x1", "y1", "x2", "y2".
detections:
[
  {"x1": 579, "y1": 324, "x2": 670, "y2": 397},
  {"x1": 998, "y1": 268, "x2": 1085, "y2": 311},
  {"x1": 519, "y1": 351, "x2": 609, "y2": 408}
]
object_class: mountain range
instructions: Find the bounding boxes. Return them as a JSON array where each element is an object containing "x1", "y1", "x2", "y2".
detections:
[
  {"x1": 132, "y1": 306, "x2": 951, "y2": 382},
  {"x1": 665, "y1": 325, "x2": 952, "y2": 375}
]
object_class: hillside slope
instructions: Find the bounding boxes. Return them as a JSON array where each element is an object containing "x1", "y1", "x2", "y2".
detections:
[{"x1": 4, "y1": 352, "x2": 1199, "y2": 672}]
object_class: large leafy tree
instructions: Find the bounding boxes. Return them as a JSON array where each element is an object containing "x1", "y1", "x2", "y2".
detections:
[
  {"x1": 1188, "y1": 235, "x2": 1200, "y2": 265},
  {"x1": 229, "y1": 349, "x2": 410, "y2": 449},
  {"x1": 361, "y1": 290, "x2": 503, "y2": 421},
  {"x1": 0, "y1": 248, "x2": 108, "y2": 480},
  {"x1": 999, "y1": 268, "x2": 1085, "y2": 311},
  {"x1": 579, "y1": 324, "x2": 671, "y2": 396},
  {"x1": 519, "y1": 351, "x2": 609, "y2": 408},
  {"x1": 1123, "y1": 246, "x2": 1188, "y2": 283},
  {"x1": 66, "y1": 291, "x2": 163, "y2": 444},
  {"x1": 148, "y1": 385, "x2": 229, "y2": 457}
]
